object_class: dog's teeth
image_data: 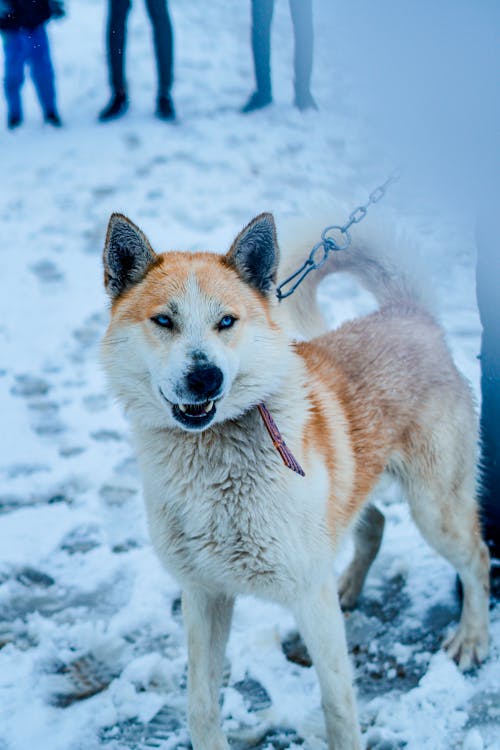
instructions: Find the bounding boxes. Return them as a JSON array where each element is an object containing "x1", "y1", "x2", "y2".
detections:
[
  {"x1": 178, "y1": 404, "x2": 187, "y2": 413},
  {"x1": 204, "y1": 401, "x2": 214, "y2": 413}
]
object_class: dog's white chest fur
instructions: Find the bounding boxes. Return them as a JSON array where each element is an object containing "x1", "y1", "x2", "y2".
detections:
[{"x1": 134, "y1": 409, "x2": 330, "y2": 600}]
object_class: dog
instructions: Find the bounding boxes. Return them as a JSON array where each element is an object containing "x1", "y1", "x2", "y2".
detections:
[{"x1": 101, "y1": 211, "x2": 490, "y2": 750}]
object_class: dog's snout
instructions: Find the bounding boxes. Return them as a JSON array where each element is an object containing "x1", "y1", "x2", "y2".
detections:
[{"x1": 186, "y1": 366, "x2": 223, "y2": 399}]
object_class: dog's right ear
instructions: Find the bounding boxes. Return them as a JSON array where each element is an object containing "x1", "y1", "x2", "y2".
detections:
[{"x1": 103, "y1": 213, "x2": 157, "y2": 299}]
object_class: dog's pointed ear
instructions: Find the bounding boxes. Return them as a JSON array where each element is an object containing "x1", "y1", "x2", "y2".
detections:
[
  {"x1": 226, "y1": 213, "x2": 279, "y2": 295},
  {"x1": 103, "y1": 213, "x2": 157, "y2": 299}
]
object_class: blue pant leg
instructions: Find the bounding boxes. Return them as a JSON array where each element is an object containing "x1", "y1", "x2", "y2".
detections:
[
  {"x1": 144, "y1": 0, "x2": 174, "y2": 98},
  {"x1": 251, "y1": 0, "x2": 274, "y2": 97},
  {"x1": 26, "y1": 24, "x2": 57, "y2": 116},
  {"x1": 2, "y1": 30, "x2": 26, "y2": 119},
  {"x1": 289, "y1": 0, "x2": 314, "y2": 97}
]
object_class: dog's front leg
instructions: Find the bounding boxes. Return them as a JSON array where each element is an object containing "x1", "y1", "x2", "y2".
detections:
[
  {"x1": 182, "y1": 587, "x2": 234, "y2": 750},
  {"x1": 293, "y1": 580, "x2": 362, "y2": 750}
]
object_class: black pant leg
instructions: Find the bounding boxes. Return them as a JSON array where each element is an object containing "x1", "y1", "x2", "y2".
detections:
[
  {"x1": 250, "y1": 0, "x2": 274, "y2": 97},
  {"x1": 480, "y1": 362, "x2": 500, "y2": 556},
  {"x1": 289, "y1": 0, "x2": 314, "y2": 98},
  {"x1": 476, "y1": 220, "x2": 500, "y2": 558},
  {"x1": 108, "y1": 0, "x2": 131, "y2": 95},
  {"x1": 144, "y1": 0, "x2": 173, "y2": 98}
]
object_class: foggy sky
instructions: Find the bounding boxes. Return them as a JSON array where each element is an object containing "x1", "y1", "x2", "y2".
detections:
[{"x1": 320, "y1": 0, "x2": 499, "y2": 213}]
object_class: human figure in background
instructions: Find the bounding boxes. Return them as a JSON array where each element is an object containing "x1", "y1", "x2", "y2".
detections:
[
  {"x1": 242, "y1": 0, "x2": 317, "y2": 113},
  {"x1": 0, "y1": 0, "x2": 64, "y2": 129},
  {"x1": 476, "y1": 214, "x2": 500, "y2": 569},
  {"x1": 99, "y1": 0, "x2": 175, "y2": 122}
]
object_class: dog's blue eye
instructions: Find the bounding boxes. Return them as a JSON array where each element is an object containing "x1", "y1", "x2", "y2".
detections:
[
  {"x1": 152, "y1": 314, "x2": 173, "y2": 329},
  {"x1": 218, "y1": 315, "x2": 236, "y2": 331}
]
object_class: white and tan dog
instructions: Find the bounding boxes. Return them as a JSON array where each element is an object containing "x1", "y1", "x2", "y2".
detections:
[{"x1": 101, "y1": 212, "x2": 490, "y2": 750}]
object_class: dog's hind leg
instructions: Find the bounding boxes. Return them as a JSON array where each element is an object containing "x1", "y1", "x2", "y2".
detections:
[
  {"x1": 182, "y1": 588, "x2": 234, "y2": 750},
  {"x1": 338, "y1": 504, "x2": 385, "y2": 610},
  {"x1": 293, "y1": 579, "x2": 362, "y2": 750},
  {"x1": 404, "y1": 452, "x2": 490, "y2": 671}
]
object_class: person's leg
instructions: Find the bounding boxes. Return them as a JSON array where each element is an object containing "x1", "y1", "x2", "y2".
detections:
[
  {"x1": 251, "y1": 0, "x2": 273, "y2": 98},
  {"x1": 480, "y1": 358, "x2": 500, "y2": 559},
  {"x1": 108, "y1": 0, "x2": 130, "y2": 95},
  {"x1": 144, "y1": 0, "x2": 173, "y2": 105},
  {"x1": 99, "y1": 0, "x2": 130, "y2": 120},
  {"x1": 2, "y1": 30, "x2": 25, "y2": 126},
  {"x1": 289, "y1": 0, "x2": 317, "y2": 110},
  {"x1": 476, "y1": 219, "x2": 500, "y2": 563},
  {"x1": 241, "y1": 0, "x2": 274, "y2": 112},
  {"x1": 26, "y1": 25, "x2": 59, "y2": 122}
]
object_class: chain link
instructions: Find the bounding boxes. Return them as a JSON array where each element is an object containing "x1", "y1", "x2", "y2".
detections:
[{"x1": 275, "y1": 170, "x2": 401, "y2": 301}]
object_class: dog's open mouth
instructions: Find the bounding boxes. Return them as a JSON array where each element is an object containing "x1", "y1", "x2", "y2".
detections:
[
  {"x1": 159, "y1": 388, "x2": 219, "y2": 430},
  {"x1": 172, "y1": 400, "x2": 217, "y2": 429}
]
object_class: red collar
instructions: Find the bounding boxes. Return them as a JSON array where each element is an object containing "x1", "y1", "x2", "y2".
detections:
[{"x1": 257, "y1": 403, "x2": 305, "y2": 477}]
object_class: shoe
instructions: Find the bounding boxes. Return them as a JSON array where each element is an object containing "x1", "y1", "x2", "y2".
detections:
[
  {"x1": 156, "y1": 94, "x2": 175, "y2": 121},
  {"x1": 241, "y1": 90, "x2": 272, "y2": 114},
  {"x1": 294, "y1": 91, "x2": 318, "y2": 112},
  {"x1": 45, "y1": 111, "x2": 62, "y2": 127},
  {"x1": 98, "y1": 92, "x2": 128, "y2": 122},
  {"x1": 7, "y1": 113, "x2": 22, "y2": 130}
]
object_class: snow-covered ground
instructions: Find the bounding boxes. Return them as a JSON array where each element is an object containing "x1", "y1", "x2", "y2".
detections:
[{"x1": 0, "y1": 1, "x2": 499, "y2": 749}]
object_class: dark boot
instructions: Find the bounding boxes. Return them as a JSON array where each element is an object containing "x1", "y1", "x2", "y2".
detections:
[
  {"x1": 44, "y1": 111, "x2": 62, "y2": 127},
  {"x1": 156, "y1": 94, "x2": 175, "y2": 121},
  {"x1": 241, "y1": 90, "x2": 272, "y2": 113},
  {"x1": 7, "y1": 113, "x2": 22, "y2": 129},
  {"x1": 98, "y1": 91, "x2": 128, "y2": 122},
  {"x1": 294, "y1": 90, "x2": 318, "y2": 112}
]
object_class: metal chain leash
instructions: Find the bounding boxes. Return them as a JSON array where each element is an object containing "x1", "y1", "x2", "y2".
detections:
[{"x1": 275, "y1": 170, "x2": 401, "y2": 301}]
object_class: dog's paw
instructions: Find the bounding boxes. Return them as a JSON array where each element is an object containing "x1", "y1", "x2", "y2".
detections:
[
  {"x1": 338, "y1": 566, "x2": 363, "y2": 610},
  {"x1": 443, "y1": 625, "x2": 489, "y2": 671}
]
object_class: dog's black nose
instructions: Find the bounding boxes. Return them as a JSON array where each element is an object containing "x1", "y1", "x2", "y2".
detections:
[{"x1": 186, "y1": 366, "x2": 223, "y2": 399}]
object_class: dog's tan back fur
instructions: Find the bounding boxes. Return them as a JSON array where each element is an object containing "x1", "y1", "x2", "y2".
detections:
[{"x1": 298, "y1": 306, "x2": 473, "y2": 528}]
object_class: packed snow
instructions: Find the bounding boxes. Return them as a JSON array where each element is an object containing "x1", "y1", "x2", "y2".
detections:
[{"x1": 0, "y1": 1, "x2": 498, "y2": 749}]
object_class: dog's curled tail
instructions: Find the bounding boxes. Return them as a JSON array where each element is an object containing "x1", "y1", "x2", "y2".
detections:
[{"x1": 278, "y1": 208, "x2": 435, "y2": 340}]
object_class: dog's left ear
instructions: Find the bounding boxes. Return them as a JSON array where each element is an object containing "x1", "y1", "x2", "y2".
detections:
[{"x1": 226, "y1": 213, "x2": 279, "y2": 295}]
